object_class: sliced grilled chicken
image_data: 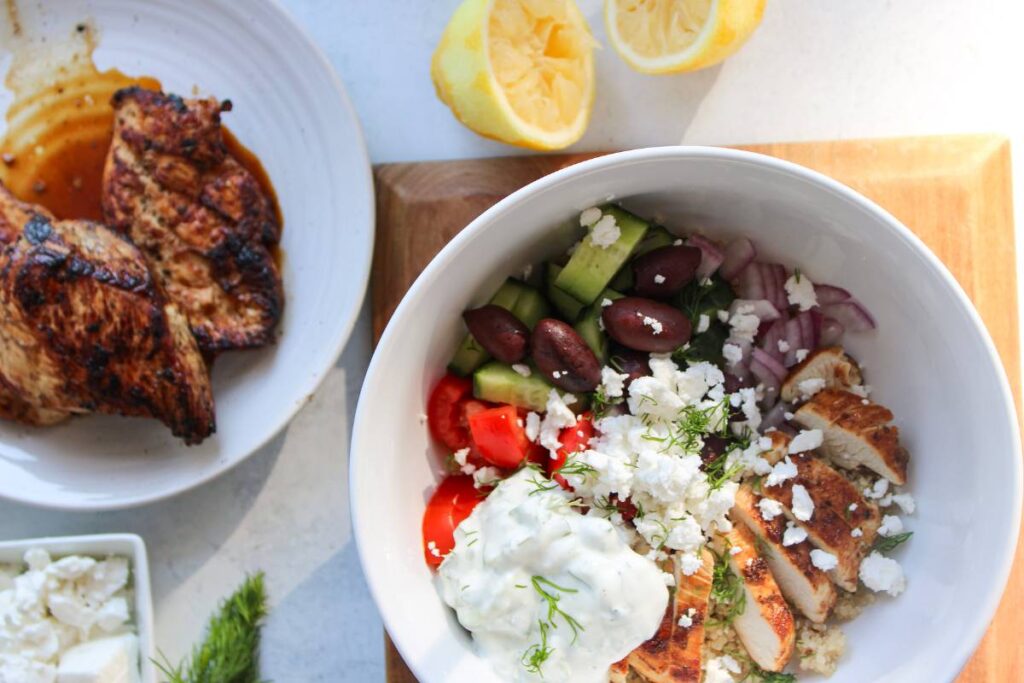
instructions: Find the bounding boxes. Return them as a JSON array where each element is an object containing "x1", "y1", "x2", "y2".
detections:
[
  {"x1": 608, "y1": 658, "x2": 629, "y2": 683},
  {"x1": 732, "y1": 485, "x2": 837, "y2": 623},
  {"x1": 780, "y1": 347, "x2": 862, "y2": 403},
  {"x1": 793, "y1": 389, "x2": 909, "y2": 484},
  {"x1": 628, "y1": 550, "x2": 714, "y2": 683},
  {"x1": 721, "y1": 524, "x2": 795, "y2": 672},
  {"x1": 763, "y1": 455, "x2": 877, "y2": 591}
]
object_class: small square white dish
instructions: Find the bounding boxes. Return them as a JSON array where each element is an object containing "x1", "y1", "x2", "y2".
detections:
[{"x1": 0, "y1": 533, "x2": 155, "y2": 683}]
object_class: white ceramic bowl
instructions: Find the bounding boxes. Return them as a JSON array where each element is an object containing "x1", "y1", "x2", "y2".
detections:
[
  {"x1": 351, "y1": 148, "x2": 1022, "y2": 683},
  {"x1": 0, "y1": 0, "x2": 373, "y2": 509},
  {"x1": 0, "y1": 533, "x2": 155, "y2": 682}
]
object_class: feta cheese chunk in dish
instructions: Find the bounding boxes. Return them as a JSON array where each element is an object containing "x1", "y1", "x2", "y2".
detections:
[{"x1": 421, "y1": 205, "x2": 915, "y2": 681}]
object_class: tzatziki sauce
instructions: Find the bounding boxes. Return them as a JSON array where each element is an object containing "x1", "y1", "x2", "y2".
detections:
[{"x1": 438, "y1": 468, "x2": 668, "y2": 682}]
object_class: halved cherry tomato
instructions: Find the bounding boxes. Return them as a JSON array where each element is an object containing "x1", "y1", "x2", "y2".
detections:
[
  {"x1": 422, "y1": 475, "x2": 484, "y2": 568},
  {"x1": 427, "y1": 374, "x2": 474, "y2": 451},
  {"x1": 549, "y1": 412, "x2": 594, "y2": 489},
  {"x1": 468, "y1": 405, "x2": 531, "y2": 468}
]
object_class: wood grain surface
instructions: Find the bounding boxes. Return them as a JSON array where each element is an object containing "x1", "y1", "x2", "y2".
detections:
[{"x1": 371, "y1": 135, "x2": 1020, "y2": 683}]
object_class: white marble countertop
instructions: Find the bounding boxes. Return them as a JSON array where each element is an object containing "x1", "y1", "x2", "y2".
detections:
[{"x1": 0, "y1": 0, "x2": 1021, "y2": 681}]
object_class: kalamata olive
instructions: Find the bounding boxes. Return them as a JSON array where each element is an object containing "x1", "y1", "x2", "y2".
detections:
[
  {"x1": 700, "y1": 435, "x2": 731, "y2": 464},
  {"x1": 607, "y1": 345, "x2": 651, "y2": 388},
  {"x1": 632, "y1": 245, "x2": 702, "y2": 298},
  {"x1": 601, "y1": 297, "x2": 691, "y2": 353},
  {"x1": 531, "y1": 318, "x2": 602, "y2": 392},
  {"x1": 463, "y1": 305, "x2": 529, "y2": 363}
]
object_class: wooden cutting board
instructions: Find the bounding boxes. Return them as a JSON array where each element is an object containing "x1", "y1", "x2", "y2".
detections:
[{"x1": 371, "y1": 134, "x2": 1022, "y2": 683}]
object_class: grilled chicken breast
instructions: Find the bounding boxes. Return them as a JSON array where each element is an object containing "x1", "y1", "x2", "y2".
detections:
[
  {"x1": 628, "y1": 550, "x2": 714, "y2": 683},
  {"x1": 0, "y1": 197, "x2": 214, "y2": 443},
  {"x1": 794, "y1": 389, "x2": 909, "y2": 484},
  {"x1": 721, "y1": 524, "x2": 795, "y2": 672},
  {"x1": 763, "y1": 454, "x2": 878, "y2": 591},
  {"x1": 780, "y1": 347, "x2": 862, "y2": 403},
  {"x1": 102, "y1": 87, "x2": 283, "y2": 354},
  {"x1": 733, "y1": 485, "x2": 837, "y2": 623},
  {"x1": 608, "y1": 659, "x2": 630, "y2": 683}
]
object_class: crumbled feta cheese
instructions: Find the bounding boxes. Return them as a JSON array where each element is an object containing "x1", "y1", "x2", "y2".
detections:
[
  {"x1": 878, "y1": 515, "x2": 904, "y2": 537},
  {"x1": 848, "y1": 383, "x2": 871, "y2": 398},
  {"x1": 590, "y1": 214, "x2": 621, "y2": 249},
  {"x1": 511, "y1": 363, "x2": 531, "y2": 377},
  {"x1": 722, "y1": 343, "x2": 743, "y2": 365},
  {"x1": 453, "y1": 448, "x2": 476, "y2": 475},
  {"x1": 600, "y1": 367, "x2": 629, "y2": 399},
  {"x1": 677, "y1": 607, "x2": 696, "y2": 628},
  {"x1": 704, "y1": 657, "x2": 738, "y2": 683},
  {"x1": 538, "y1": 391, "x2": 577, "y2": 451},
  {"x1": 601, "y1": 298, "x2": 613, "y2": 308},
  {"x1": 766, "y1": 456, "x2": 798, "y2": 487},
  {"x1": 795, "y1": 348, "x2": 809, "y2": 362},
  {"x1": 783, "y1": 521, "x2": 808, "y2": 546},
  {"x1": 427, "y1": 540, "x2": 441, "y2": 558},
  {"x1": 473, "y1": 467, "x2": 501, "y2": 488},
  {"x1": 758, "y1": 497, "x2": 784, "y2": 521},
  {"x1": 697, "y1": 314, "x2": 710, "y2": 334},
  {"x1": 640, "y1": 314, "x2": 663, "y2": 335},
  {"x1": 810, "y1": 549, "x2": 838, "y2": 571},
  {"x1": 579, "y1": 206, "x2": 602, "y2": 227},
  {"x1": 785, "y1": 273, "x2": 818, "y2": 311},
  {"x1": 851, "y1": 528, "x2": 863, "y2": 538},
  {"x1": 797, "y1": 377, "x2": 826, "y2": 399},
  {"x1": 524, "y1": 412, "x2": 541, "y2": 443},
  {"x1": 859, "y1": 552, "x2": 906, "y2": 596},
  {"x1": 728, "y1": 305, "x2": 760, "y2": 344},
  {"x1": 790, "y1": 484, "x2": 815, "y2": 521},
  {"x1": 863, "y1": 478, "x2": 890, "y2": 500},
  {"x1": 672, "y1": 238, "x2": 684, "y2": 246},
  {"x1": 889, "y1": 492, "x2": 916, "y2": 515},
  {"x1": 848, "y1": 503, "x2": 858, "y2": 512},
  {"x1": 732, "y1": 387, "x2": 762, "y2": 432},
  {"x1": 662, "y1": 571, "x2": 676, "y2": 586},
  {"x1": 777, "y1": 339, "x2": 791, "y2": 353},
  {"x1": 729, "y1": 545, "x2": 743, "y2": 556},
  {"x1": 783, "y1": 411, "x2": 795, "y2": 421},
  {"x1": 717, "y1": 309, "x2": 730, "y2": 324},
  {"x1": 654, "y1": 274, "x2": 666, "y2": 284},
  {"x1": 788, "y1": 429, "x2": 823, "y2": 454}
]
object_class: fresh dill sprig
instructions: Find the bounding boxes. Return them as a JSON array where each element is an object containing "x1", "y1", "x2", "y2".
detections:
[
  {"x1": 708, "y1": 551, "x2": 746, "y2": 626},
  {"x1": 556, "y1": 456, "x2": 598, "y2": 480},
  {"x1": 590, "y1": 385, "x2": 623, "y2": 419},
  {"x1": 871, "y1": 531, "x2": 913, "y2": 553},
  {"x1": 704, "y1": 454, "x2": 744, "y2": 492},
  {"x1": 521, "y1": 620, "x2": 553, "y2": 675},
  {"x1": 155, "y1": 573, "x2": 268, "y2": 683},
  {"x1": 527, "y1": 473, "x2": 560, "y2": 496},
  {"x1": 532, "y1": 575, "x2": 584, "y2": 642},
  {"x1": 743, "y1": 666, "x2": 796, "y2": 682},
  {"x1": 590, "y1": 496, "x2": 620, "y2": 517}
]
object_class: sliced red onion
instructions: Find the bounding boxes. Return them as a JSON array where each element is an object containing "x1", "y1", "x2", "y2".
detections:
[
  {"x1": 724, "y1": 337, "x2": 753, "y2": 379},
  {"x1": 783, "y1": 317, "x2": 802, "y2": 366},
  {"x1": 814, "y1": 283, "x2": 852, "y2": 305},
  {"x1": 820, "y1": 317, "x2": 845, "y2": 346},
  {"x1": 759, "y1": 319, "x2": 786, "y2": 363},
  {"x1": 750, "y1": 350, "x2": 782, "y2": 399},
  {"x1": 760, "y1": 400, "x2": 790, "y2": 432},
  {"x1": 795, "y1": 310, "x2": 820, "y2": 349},
  {"x1": 736, "y1": 264, "x2": 765, "y2": 300},
  {"x1": 729, "y1": 298, "x2": 781, "y2": 322},
  {"x1": 720, "y1": 238, "x2": 756, "y2": 280},
  {"x1": 821, "y1": 300, "x2": 877, "y2": 332},
  {"x1": 752, "y1": 347, "x2": 787, "y2": 382},
  {"x1": 761, "y1": 263, "x2": 788, "y2": 312},
  {"x1": 688, "y1": 234, "x2": 726, "y2": 279}
]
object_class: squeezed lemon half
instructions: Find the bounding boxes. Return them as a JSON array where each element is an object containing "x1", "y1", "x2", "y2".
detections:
[
  {"x1": 431, "y1": 0, "x2": 596, "y2": 151},
  {"x1": 605, "y1": 0, "x2": 765, "y2": 74}
]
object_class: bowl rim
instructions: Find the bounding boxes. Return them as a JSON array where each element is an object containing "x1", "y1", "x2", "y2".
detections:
[
  {"x1": 0, "y1": 532, "x2": 155, "y2": 681},
  {"x1": 350, "y1": 145, "x2": 1023, "y2": 682},
  {"x1": 0, "y1": 0, "x2": 375, "y2": 512}
]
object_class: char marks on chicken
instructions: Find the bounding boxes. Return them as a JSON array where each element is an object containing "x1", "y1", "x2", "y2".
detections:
[{"x1": 102, "y1": 86, "x2": 283, "y2": 354}]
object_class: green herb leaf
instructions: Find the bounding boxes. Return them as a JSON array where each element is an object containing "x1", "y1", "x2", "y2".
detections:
[
  {"x1": 521, "y1": 620, "x2": 554, "y2": 676},
  {"x1": 708, "y1": 551, "x2": 746, "y2": 626},
  {"x1": 871, "y1": 531, "x2": 913, "y2": 553},
  {"x1": 155, "y1": 573, "x2": 268, "y2": 683}
]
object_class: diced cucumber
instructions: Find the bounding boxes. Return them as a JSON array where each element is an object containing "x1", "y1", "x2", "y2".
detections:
[
  {"x1": 634, "y1": 225, "x2": 677, "y2": 256},
  {"x1": 554, "y1": 205, "x2": 650, "y2": 304},
  {"x1": 575, "y1": 288, "x2": 623, "y2": 361},
  {"x1": 473, "y1": 362, "x2": 554, "y2": 412},
  {"x1": 448, "y1": 279, "x2": 527, "y2": 376},
  {"x1": 546, "y1": 263, "x2": 587, "y2": 321},
  {"x1": 510, "y1": 284, "x2": 550, "y2": 329}
]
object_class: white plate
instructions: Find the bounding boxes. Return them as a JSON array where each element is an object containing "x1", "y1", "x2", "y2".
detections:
[
  {"x1": 351, "y1": 148, "x2": 1022, "y2": 683},
  {"x1": 0, "y1": 0, "x2": 373, "y2": 509},
  {"x1": 0, "y1": 533, "x2": 155, "y2": 682}
]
